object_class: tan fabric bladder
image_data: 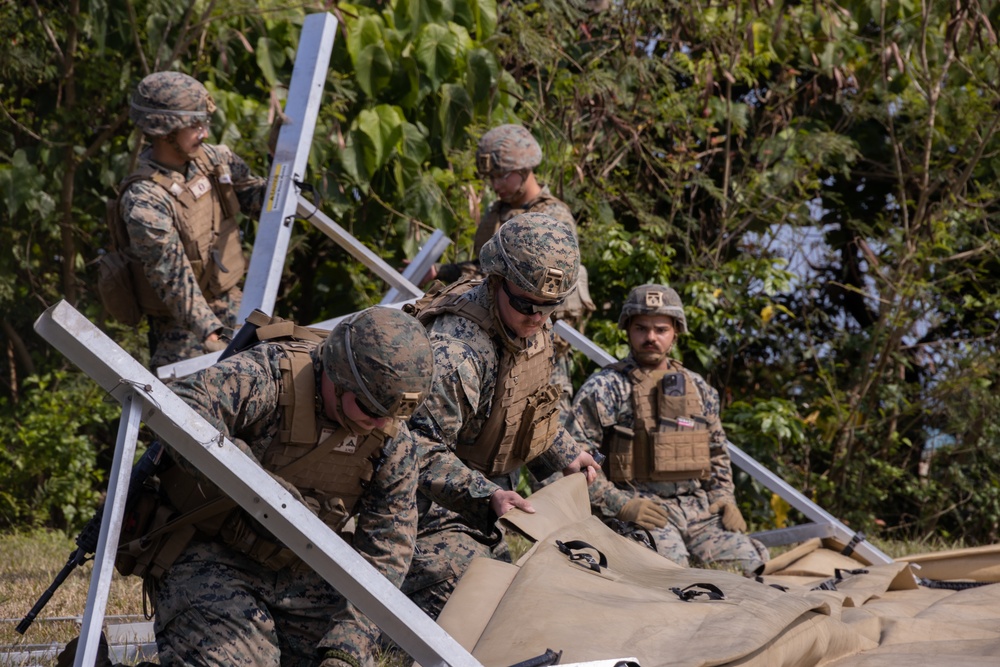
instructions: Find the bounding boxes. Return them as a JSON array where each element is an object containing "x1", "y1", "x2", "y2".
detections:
[
  {"x1": 437, "y1": 474, "x2": 1000, "y2": 667},
  {"x1": 897, "y1": 543, "x2": 1000, "y2": 582}
]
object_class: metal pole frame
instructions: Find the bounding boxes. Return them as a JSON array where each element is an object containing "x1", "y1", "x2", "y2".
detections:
[
  {"x1": 74, "y1": 390, "x2": 145, "y2": 667},
  {"x1": 237, "y1": 13, "x2": 338, "y2": 324}
]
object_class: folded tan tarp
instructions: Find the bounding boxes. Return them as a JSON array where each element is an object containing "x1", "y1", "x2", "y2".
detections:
[{"x1": 436, "y1": 474, "x2": 1000, "y2": 667}]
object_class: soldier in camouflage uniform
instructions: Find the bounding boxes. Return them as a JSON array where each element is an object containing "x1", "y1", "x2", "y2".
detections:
[
  {"x1": 119, "y1": 71, "x2": 265, "y2": 369},
  {"x1": 568, "y1": 284, "x2": 769, "y2": 575},
  {"x1": 401, "y1": 212, "x2": 602, "y2": 619},
  {"x1": 426, "y1": 125, "x2": 595, "y2": 421},
  {"x1": 153, "y1": 307, "x2": 434, "y2": 667}
]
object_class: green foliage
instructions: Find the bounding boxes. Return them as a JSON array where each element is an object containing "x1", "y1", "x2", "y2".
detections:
[{"x1": 0, "y1": 374, "x2": 118, "y2": 530}]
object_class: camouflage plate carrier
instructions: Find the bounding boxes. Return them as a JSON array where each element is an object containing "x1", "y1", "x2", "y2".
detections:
[
  {"x1": 409, "y1": 280, "x2": 562, "y2": 477},
  {"x1": 99, "y1": 146, "x2": 245, "y2": 325}
]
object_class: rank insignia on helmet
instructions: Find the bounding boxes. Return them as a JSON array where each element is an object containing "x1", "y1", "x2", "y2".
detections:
[{"x1": 539, "y1": 268, "x2": 566, "y2": 298}]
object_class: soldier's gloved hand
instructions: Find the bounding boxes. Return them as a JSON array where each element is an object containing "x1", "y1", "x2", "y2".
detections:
[
  {"x1": 709, "y1": 499, "x2": 748, "y2": 533},
  {"x1": 617, "y1": 497, "x2": 669, "y2": 530}
]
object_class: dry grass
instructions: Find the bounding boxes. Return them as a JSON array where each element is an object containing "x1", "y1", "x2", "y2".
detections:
[{"x1": 0, "y1": 529, "x2": 148, "y2": 665}]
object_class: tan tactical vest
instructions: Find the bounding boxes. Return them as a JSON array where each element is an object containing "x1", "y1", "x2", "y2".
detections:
[
  {"x1": 413, "y1": 280, "x2": 562, "y2": 477},
  {"x1": 110, "y1": 147, "x2": 245, "y2": 318},
  {"x1": 122, "y1": 319, "x2": 395, "y2": 579},
  {"x1": 604, "y1": 359, "x2": 712, "y2": 483}
]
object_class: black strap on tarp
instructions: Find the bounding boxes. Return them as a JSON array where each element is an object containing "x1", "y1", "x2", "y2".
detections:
[
  {"x1": 670, "y1": 582, "x2": 727, "y2": 601},
  {"x1": 556, "y1": 540, "x2": 608, "y2": 573},
  {"x1": 507, "y1": 648, "x2": 563, "y2": 667}
]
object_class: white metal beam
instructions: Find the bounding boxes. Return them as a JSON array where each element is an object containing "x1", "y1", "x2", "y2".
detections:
[
  {"x1": 74, "y1": 390, "x2": 144, "y2": 667},
  {"x1": 238, "y1": 12, "x2": 338, "y2": 322}
]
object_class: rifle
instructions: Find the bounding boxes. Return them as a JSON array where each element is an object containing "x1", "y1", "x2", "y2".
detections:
[{"x1": 16, "y1": 440, "x2": 164, "y2": 635}]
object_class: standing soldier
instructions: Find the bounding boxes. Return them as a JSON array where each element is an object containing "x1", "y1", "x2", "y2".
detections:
[
  {"x1": 427, "y1": 124, "x2": 595, "y2": 419},
  {"x1": 148, "y1": 307, "x2": 434, "y2": 667},
  {"x1": 569, "y1": 284, "x2": 769, "y2": 575},
  {"x1": 105, "y1": 71, "x2": 265, "y2": 369},
  {"x1": 402, "y1": 212, "x2": 601, "y2": 619}
]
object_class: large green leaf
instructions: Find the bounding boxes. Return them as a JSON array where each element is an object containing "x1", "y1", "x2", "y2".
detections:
[
  {"x1": 474, "y1": 0, "x2": 498, "y2": 40},
  {"x1": 465, "y1": 48, "x2": 497, "y2": 104},
  {"x1": 438, "y1": 83, "x2": 473, "y2": 152},
  {"x1": 399, "y1": 121, "x2": 431, "y2": 166},
  {"x1": 346, "y1": 13, "x2": 386, "y2": 67},
  {"x1": 414, "y1": 23, "x2": 459, "y2": 91},
  {"x1": 356, "y1": 43, "x2": 394, "y2": 98},
  {"x1": 395, "y1": 0, "x2": 455, "y2": 33},
  {"x1": 255, "y1": 37, "x2": 279, "y2": 87},
  {"x1": 356, "y1": 104, "x2": 405, "y2": 177}
]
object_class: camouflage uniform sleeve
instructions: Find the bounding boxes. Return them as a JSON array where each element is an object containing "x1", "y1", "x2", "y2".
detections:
[
  {"x1": 205, "y1": 143, "x2": 265, "y2": 216},
  {"x1": 410, "y1": 335, "x2": 500, "y2": 529},
  {"x1": 164, "y1": 345, "x2": 283, "y2": 476},
  {"x1": 690, "y1": 371, "x2": 737, "y2": 503},
  {"x1": 319, "y1": 423, "x2": 419, "y2": 659},
  {"x1": 120, "y1": 180, "x2": 225, "y2": 340},
  {"x1": 529, "y1": 425, "x2": 584, "y2": 480},
  {"x1": 570, "y1": 368, "x2": 635, "y2": 517}
]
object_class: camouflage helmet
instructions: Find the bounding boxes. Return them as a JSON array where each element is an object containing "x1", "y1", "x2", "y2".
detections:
[
  {"x1": 618, "y1": 284, "x2": 688, "y2": 334},
  {"x1": 129, "y1": 71, "x2": 216, "y2": 137},
  {"x1": 476, "y1": 124, "x2": 543, "y2": 176},
  {"x1": 480, "y1": 212, "x2": 580, "y2": 300},
  {"x1": 322, "y1": 307, "x2": 434, "y2": 419}
]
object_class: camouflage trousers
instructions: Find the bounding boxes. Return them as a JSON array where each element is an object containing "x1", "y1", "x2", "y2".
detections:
[
  {"x1": 154, "y1": 538, "x2": 350, "y2": 667},
  {"x1": 148, "y1": 287, "x2": 242, "y2": 370},
  {"x1": 401, "y1": 503, "x2": 510, "y2": 620},
  {"x1": 641, "y1": 489, "x2": 769, "y2": 575}
]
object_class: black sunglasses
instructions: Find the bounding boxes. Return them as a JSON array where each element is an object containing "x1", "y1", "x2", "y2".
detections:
[
  {"x1": 355, "y1": 397, "x2": 384, "y2": 420},
  {"x1": 501, "y1": 280, "x2": 563, "y2": 316}
]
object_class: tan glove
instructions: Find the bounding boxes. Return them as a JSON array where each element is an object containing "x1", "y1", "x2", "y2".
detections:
[
  {"x1": 709, "y1": 498, "x2": 748, "y2": 533},
  {"x1": 617, "y1": 497, "x2": 669, "y2": 530}
]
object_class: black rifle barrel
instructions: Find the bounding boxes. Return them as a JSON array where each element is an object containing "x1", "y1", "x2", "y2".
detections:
[{"x1": 16, "y1": 440, "x2": 163, "y2": 635}]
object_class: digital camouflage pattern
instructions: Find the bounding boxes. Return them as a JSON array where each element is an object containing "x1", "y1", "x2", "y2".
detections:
[
  {"x1": 403, "y1": 280, "x2": 583, "y2": 618},
  {"x1": 568, "y1": 357, "x2": 769, "y2": 574},
  {"x1": 130, "y1": 71, "x2": 216, "y2": 137},
  {"x1": 120, "y1": 143, "x2": 264, "y2": 369},
  {"x1": 435, "y1": 188, "x2": 594, "y2": 425},
  {"x1": 322, "y1": 307, "x2": 435, "y2": 418},
  {"x1": 475, "y1": 124, "x2": 542, "y2": 176},
  {"x1": 478, "y1": 212, "x2": 580, "y2": 300},
  {"x1": 157, "y1": 334, "x2": 422, "y2": 666},
  {"x1": 618, "y1": 283, "x2": 688, "y2": 333}
]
